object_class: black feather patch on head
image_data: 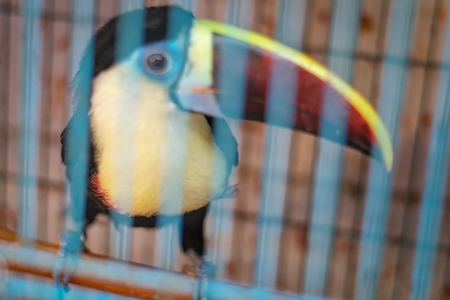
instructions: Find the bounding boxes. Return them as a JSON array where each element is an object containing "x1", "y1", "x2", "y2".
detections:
[
  {"x1": 71, "y1": 5, "x2": 194, "y2": 111},
  {"x1": 91, "y1": 5, "x2": 194, "y2": 77}
]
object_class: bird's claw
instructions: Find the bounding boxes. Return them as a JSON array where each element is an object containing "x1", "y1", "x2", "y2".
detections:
[
  {"x1": 53, "y1": 230, "x2": 84, "y2": 294},
  {"x1": 183, "y1": 255, "x2": 216, "y2": 300},
  {"x1": 182, "y1": 251, "x2": 216, "y2": 279}
]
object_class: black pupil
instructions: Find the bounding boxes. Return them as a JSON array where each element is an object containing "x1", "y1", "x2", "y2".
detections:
[{"x1": 147, "y1": 53, "x2": 167, "y2": 71}]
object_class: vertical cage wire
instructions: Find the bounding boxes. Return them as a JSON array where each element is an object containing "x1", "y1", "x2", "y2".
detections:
[
  {"x1": 409, "y1": 9, "x2": 450, "y2": 299},
  {"x1": 18, "y1": 0, "x2": 43, "y2": 241},
  {"x1": 253, "y1": 0, "x2": 306, "y2": 289},
  {"x1": 205, "y1": 0, "x2": 252, "y2": 279},
  {"x1": 303, "y1": 0, "x2": 362, "y2": 295},
  {"x1": 108, "y1": 0, "x2": 145, "y2": 262},
  {"x1": 290, "y1": 1, "x2": 318, "y2": 292},
  {"x1": 153, "y1": 5, "x2": 177, "y2": 270},
  {"x1": 391, "y1": 0, "x2": 444, "y2": 298},
  {"x1": 56, "y1": 10, "x2": 95, "y2": 299},
  {"x1": 342, "y1": 0, "x2": 390, "y2": 297},
  {"x1": 355, "y1": 0, "x2": 418, "y2": 299},
  {"x1": 210, "y1": 0, "x2": 256, "y2": 281},
  {"x1": 63, "y1": 1, "x2": 95, "y2": 238},
  {"x1": 153, "y1": 5, "x2": 196, "y2": 271}
]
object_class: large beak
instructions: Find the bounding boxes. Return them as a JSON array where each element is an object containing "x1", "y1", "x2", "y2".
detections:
[{"x1": 176, "y1": 20, "x2": 393, "y2": 171}]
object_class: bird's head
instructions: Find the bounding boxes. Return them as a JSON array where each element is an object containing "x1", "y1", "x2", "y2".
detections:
[{"x1": 74, "y1": 5, "x2": 393, "y2": 170}]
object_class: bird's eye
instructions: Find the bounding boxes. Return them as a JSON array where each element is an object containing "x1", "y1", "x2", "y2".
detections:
[{"x1": 144, "y1": 51, "x2": 171, "y2": 75}]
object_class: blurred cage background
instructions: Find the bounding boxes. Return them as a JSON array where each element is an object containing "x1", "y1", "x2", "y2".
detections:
[{"x1": 0, "y1": 0, "x2": 450, "y2": 299}]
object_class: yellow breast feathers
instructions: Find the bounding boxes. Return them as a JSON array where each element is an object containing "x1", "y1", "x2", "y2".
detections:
[{"x1": 89, "y1": 63, "x2": 229, "y2": 216}]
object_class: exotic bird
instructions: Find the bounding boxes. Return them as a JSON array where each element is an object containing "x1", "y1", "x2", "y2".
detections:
[{"x1": 58, "y1": 5, "x2": 392, "y2": 282}]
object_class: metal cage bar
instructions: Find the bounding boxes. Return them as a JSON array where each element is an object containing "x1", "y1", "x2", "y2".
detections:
[
  {"x1": 391, "y1": 0, "x2": 444, "y2": 299},
  {"x1": 342, "y1": 1, "x2": 390, "y2": 298},
  {"x1": 206, "y1": 0, "x2": 252, "y2": 279},
  {"x1": 253, "y1": 0, "x2": 307, "y2": 289},
  {"x1": 304, "y1": 0, "x2": 362, "y2": 295},
  {"x1": 409, "y1": 6, "x2": 450, "y2": 299},
  {"x1": 108, "y1": 0, "x2": 146, "y2": 262},
  {"x1": 18, "y1": 0, "x2": 43, "y2": 241},
  {"x1": 153, "y1": 5, "x2": 194, "y2": 271},
  {"x1": 63, "y1": 0, "x2": 95, "y2": 236},
  {"x1": 355, "y1": 0, "x2": 418, "y2": 299}
]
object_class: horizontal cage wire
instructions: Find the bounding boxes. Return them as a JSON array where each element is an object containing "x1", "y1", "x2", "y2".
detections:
[{"x1": 0, "y1": 0, "x2": 449, "y2": 299}]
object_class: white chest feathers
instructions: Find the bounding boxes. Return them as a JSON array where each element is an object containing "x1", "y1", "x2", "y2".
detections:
[{"x1": 89, "y1": 63, "x2": 229, "y2": 216}]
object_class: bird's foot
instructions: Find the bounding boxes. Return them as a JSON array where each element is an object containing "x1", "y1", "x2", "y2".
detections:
[
  {"x1": 183, "y1": 260, "x2": 216, "y2": 279},
  {"x1": 182, "y1": 250, "x2": 216, "y2": 279},
  {"x1": 183, "y1": 251, "x2": 216, "y2": 300},
  {"x1": 53, "y1": 230, "x2": 85, "y2": 295}
]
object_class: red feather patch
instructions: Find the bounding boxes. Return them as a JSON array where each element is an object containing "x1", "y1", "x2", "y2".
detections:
[{"x1": 90, "y1": 173, "x2": 116, "y2": 211}]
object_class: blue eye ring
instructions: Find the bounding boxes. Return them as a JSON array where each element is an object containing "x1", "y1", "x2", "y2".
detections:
[{"x1": 142, "y1": 49, "x2": 172, "y2": 76}]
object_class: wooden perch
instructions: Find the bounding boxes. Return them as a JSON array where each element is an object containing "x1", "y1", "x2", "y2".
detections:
[
  {"x1": 0, "y1": 226, "x2": 306, "y2": 300},
  {"x1": 0, "y1": 225, "x2": 193, "y2": 299}
]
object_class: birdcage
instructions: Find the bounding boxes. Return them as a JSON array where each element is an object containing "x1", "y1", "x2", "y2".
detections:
[{"x1": 0, "y1": 0, "x2": 449, "y2": 299}]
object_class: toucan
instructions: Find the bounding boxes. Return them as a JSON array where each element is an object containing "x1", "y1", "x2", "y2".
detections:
[{"x1": 58, "y1": 5, "x2": 393, "y2": 282}]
